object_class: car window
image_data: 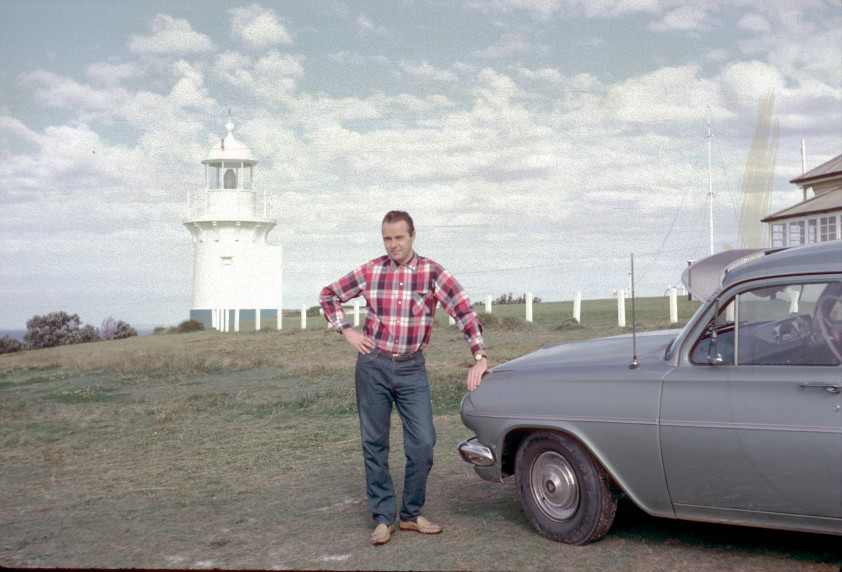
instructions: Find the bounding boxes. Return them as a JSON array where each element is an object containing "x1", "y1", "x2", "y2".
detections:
[
  {"x1": 690, "y1": 281, "x2": 842, "y2": 366},
  {"x1": 690, "y1": 298, "x2": 736, "y2": 365}
]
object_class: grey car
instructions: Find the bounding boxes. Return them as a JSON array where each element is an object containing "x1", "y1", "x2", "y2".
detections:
[{"x1": 458, "y1": 239, "x2": 842, "y2": 544}]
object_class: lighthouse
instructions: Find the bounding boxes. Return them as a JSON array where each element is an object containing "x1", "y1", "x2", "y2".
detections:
[{"x1": 184, "y1": 119, "x2": 283, "y2": 331}]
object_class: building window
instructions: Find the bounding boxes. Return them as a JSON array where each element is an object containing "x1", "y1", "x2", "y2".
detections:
[
  {"x1": 807, "y1": 219, "x2": 817, "y2": 243},
  {"x1": 208, "y1": 164, "x2": 221, "y2": 189},
  {"x1": 789, "y1": 221, "x2": 805, "y2": 246},
  {"x1": 771, "y1": 223, "x2": 785, "y2": 247},
  {"x1": 820, "y1": 216, "x2": 838, "y2": 242},
  {"x1": 244, "y1": 165, "x2": 253, "y2": 190}
]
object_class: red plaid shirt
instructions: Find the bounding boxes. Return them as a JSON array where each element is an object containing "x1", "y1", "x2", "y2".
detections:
[{"x1": 320, "y1": 253, "x2": 485, "y2": 356}]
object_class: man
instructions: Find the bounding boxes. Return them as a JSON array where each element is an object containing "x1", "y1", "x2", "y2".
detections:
[{"x1": 320, "y1": 210, "x2": 488, "y2": 546}]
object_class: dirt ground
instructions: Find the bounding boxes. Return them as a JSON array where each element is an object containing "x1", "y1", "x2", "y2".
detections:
[{"x1": 1, "y1": 324, "x2": 840, "y2": 570}]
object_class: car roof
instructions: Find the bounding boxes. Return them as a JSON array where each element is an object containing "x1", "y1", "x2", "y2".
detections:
[{"x1": 722, "y1": 239, "x2": 842, "y2": 289}]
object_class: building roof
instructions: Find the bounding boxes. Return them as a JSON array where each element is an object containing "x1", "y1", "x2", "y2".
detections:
[
  {"x1": 203, "y1": 121, "x2": 256, "y2": 164},
  {"x1": 790, "y1": 154, "x2": 842, "y2": 186},
  {"x1": 761, "y1": 185, "x2": 842, "y2": 222}
]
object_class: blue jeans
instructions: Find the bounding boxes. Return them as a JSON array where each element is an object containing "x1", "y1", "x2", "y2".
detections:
[{"x1": 355, "y1": 351, "x2": 436, "y2": 526}]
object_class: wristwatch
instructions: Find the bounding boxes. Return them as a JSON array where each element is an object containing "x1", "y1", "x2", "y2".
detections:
[{"x1": 474, "y1": 353, "x2": 487, "y2": 361}]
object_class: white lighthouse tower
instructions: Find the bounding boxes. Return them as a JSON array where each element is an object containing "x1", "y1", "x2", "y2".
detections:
[{"x1": 184, "y1": 119, "x2": 283, "y2": 331}]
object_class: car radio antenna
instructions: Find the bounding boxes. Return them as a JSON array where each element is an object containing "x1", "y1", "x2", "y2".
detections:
[{"x1": 629, "y1": 253, "x2": 639, "y2": 369}]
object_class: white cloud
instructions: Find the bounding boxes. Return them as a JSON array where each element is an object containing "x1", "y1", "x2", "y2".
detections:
[
  {"x1": 129, "y1": 14, "x2": 214, "y2": 55},
  {"x1": 649, "y1": 4, "x2": 711, "y2": 32},
  {"x1": 230, "y1": 4, "x2": 293, "y2": 50},
  {"x1": 738, "y1": 13, "x2": 771, "y2": 33},
  {"x1": 474, "y1": 33, "x2": 548, "y2": 59},
  {"x1": 86, "y1": 62, "x2": 143, "y2": 86},
  {"x1": 719, "y1": 60, "x2": 786, "y2": 104},
  {"x1": 355, "y1": 14, "x2": 389, "y2": 37},
  {"x1": 399, "y1": 61, "x2": 458, "y2": 82}
]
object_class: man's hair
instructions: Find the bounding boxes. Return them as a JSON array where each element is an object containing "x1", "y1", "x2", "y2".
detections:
[{"x1": 382, "y1": 210, "x2": 415, "y2": 235}]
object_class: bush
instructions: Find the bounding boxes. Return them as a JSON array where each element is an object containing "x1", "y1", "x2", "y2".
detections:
[
  {"x1": 101, "y1": 316, "x2": 138, "y2": 340},
  {"x1": 0, "y1": 335, "x2": 24, "y2": 354},
  {"x1": 24, "y1": 311, "x2": 100, "y2": 349},
  {"x1": 176, "y1": 319, "x2": 205, "y2": 333},
  {"x1": 492, "y1": 292, "x2": 542, "y2": 305},
  {"x1": 23, "y1": 311, "x2": 106, "y2": 349},
  {"x1": 476, "y1": 312, "x2": 498, "y2": 327}
]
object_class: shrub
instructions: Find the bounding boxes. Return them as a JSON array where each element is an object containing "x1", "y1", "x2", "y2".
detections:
[
  {"x1": 476, "y1": 312, "x2": 498, "y2": 327},
  {"x1": 176, "y1": 319, "x2": 205, "y2": 333},
  {"x1": 493, "y1": 293, "x2": 542, "y2": 305},
  {"x1": 101, "y1": 316, "x2": 138, "y2": 340},
  {"x1": 0, "y1": 335, "x2": 24, "y2": 354},
  {"x1": 25, "y1": 312, "x2": 85, "y2": 349}
]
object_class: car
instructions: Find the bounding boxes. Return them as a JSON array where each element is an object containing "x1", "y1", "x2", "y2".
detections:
[{"x1": 458, "y1": 239, "x2": 842, "y2": 545}]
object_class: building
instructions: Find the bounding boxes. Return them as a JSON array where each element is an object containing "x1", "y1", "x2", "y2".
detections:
[
  {"x1": 184, "y1": 120, "x2": 283, "y2": 330},
  {"x1": 763, "y1": 154, "x2": 842, "y2": 247}
]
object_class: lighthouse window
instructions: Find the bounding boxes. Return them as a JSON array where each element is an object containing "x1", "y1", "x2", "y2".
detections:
[
  {"x1": 223, "y1": 162, "x2": 241, "y2": 189},
  {"x1": 244, "y1": 165, "x2": 253, "y2": 190},
  {"x1": 208, "y1": 164, "x2": 221, "y2": 189},
  {"x1": 223, "y1": 169, "x2": 237, "y2": 189}
]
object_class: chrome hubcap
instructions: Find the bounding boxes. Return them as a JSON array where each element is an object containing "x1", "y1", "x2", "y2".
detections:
[{"x1": 530, "y1": 451, "x2": 579, "y2": 521}]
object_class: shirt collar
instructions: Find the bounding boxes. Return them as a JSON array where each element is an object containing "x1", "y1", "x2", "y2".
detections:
[{"x1": 388, "y1": 252, "x2": 419, "y2": 272}]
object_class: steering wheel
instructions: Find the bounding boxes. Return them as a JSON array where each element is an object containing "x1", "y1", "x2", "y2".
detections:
[{"x1": 816, "y1": 294, "x2": 842, "y2": 363}]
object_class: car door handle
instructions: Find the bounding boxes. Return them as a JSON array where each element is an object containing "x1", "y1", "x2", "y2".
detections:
[{"x1": 798, "y1": 382, "x2": 841, "y2": 394}]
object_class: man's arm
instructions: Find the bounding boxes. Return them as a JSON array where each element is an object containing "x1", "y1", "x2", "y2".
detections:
[
  {"x1": 320, "y1": 266, "x2": 375, "y2": 354},
  {"x1": 432, "y1": 266, "x2": 489, "y2": 391}
]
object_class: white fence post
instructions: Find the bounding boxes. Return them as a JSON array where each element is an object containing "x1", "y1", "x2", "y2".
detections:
[
  {"x1": 276, "y1": 308, "x2": 283, "y2": 330},
  {"x1": 353, "y1": 299, "x2": 360, "y2": 327},
  {"x1": 449, "y1": 315, "x2": 455, "y2": 325},
  {"x1": 485, "y1": 294, "x2": 492, "y2": 314},
  {"x1": 234, "y1": 309, "x2": 240, "y2": 332},
  {"x1": 573, "y1": 291, "x2": 581, "y2": 323},
  {"x1": 669, "y1": 287, "x2": 678, "y2": 324},
  {"x1": 301, "y1": 304, "x2": 307, "y2": 330},
  {"x1": 617, "y1": 290, "x2": 626, "y2": 327},
  {"x1": 525, "y1": 292, "x2": 533, "y2": 323},
  {"x1": 788, "y1": 290, "x2": 800, "y2": 314}
]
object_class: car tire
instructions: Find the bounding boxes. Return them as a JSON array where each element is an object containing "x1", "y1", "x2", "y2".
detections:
[{"x1": 515, "y1": 431, "x2": 617, "y2": 545}]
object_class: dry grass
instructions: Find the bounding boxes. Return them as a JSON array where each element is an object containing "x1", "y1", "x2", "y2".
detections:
[{"x1": 1, "y1": 299, "x2": 839, "y2": 570}]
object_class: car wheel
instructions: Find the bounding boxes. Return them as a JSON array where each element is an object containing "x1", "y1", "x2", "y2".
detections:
[{"x1": 515, "y1": 431, "x2": 617, "y2": 545}]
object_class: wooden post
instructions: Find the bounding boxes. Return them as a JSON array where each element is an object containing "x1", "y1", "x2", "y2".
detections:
[
  {"x1": 485, "y1": 294, "x2": 492, "y2": 314},
  {"x1": 617, "y1": 290, "x2": 626, "y2": 327},
  {"x1": 525, "y1": 292, "x2": 533, "y2": 323},
  {"x1": 234, "y1": 308, "x2": 240, "y2": 332},
  {"x1": 669, "y1": 287, "x2": 678, "y2": 324},
  {"x1": 276, "y1": 307, "x2": 283, "y2": 330},
  {"x1": 301, "y1": 304, "x2": 307, "y2": 330},
  {"x1": 573, "y1": 291, "x2": 581, "y2": 323}
]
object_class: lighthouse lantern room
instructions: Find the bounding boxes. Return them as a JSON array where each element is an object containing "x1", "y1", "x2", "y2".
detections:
[{"x1": 185, "y1": 120, "x2": 283, "y2": 331}]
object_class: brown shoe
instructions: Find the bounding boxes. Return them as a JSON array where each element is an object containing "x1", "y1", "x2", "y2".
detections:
[
  {"x1": 399, "y1": 516, "x2": 442, "y2": 534},
  {"x1": 371, "y1": 523, "x2": 395, "y2": 545}
]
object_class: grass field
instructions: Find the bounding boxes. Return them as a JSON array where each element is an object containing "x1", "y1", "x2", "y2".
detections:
[{"x1": 1, "y1": 298, "x2": 840, "y2": 570}]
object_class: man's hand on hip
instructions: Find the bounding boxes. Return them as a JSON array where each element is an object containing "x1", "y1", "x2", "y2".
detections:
[
  {"x1": 341, "y1": 327, "x2": 376, "y2": 354},
  {"x1": 466, "y1": 357, "x2": 489, "y2": 392}
]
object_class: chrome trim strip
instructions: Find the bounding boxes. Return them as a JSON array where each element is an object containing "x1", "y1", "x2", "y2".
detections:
[
  {"x1": 468, "y1": 413, "x2": 657, "y2": 425},
  {"x1": 661, "y1": 419, "x2": 842, "y2": 433}
]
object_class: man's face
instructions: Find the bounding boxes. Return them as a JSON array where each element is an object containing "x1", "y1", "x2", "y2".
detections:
[{"x1": 382, "y1": 220, "x2": 415, "y2": 265}]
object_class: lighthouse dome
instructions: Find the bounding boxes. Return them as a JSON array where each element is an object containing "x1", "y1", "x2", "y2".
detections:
[{"x1": 203, "y1": 120, "x2": 255, "y2": 164}]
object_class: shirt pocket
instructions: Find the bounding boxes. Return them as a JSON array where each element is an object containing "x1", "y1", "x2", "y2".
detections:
[{"x1": 410, "y1": 290, "x2": 433, "y2": 317}]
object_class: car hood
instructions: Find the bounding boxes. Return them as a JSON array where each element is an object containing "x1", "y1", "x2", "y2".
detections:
[{"x1": 492, "y1": 329, "x2": 679, "y2": 374}]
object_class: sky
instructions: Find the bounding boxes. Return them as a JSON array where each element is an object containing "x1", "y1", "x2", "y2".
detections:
[{"x1": 1, "y1": 0, "x2": 840, "y2": 331}]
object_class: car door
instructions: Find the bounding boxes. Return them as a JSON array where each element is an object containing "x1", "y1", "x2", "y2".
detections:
[{"x1": 660, "y1": 280, "x2": 842, "y2": 523}]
